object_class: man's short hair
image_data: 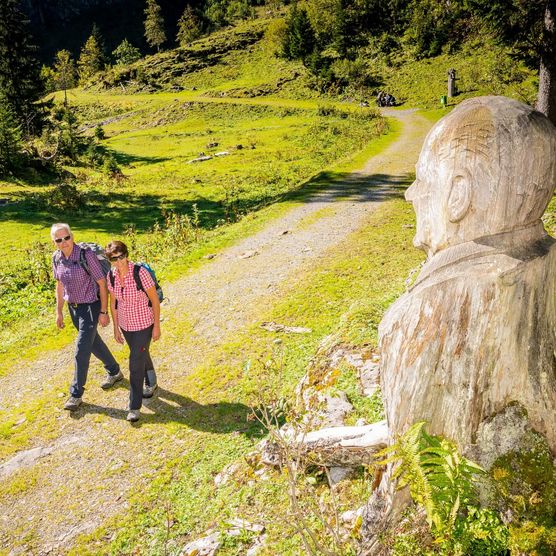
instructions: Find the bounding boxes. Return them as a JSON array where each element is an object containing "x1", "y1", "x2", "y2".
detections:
[{"x1": 50, "y1": 223, "x2": 72, "y2": 239}]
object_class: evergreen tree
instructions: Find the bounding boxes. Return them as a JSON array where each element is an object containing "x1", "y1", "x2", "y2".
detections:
[
  {"x1": 0, "y1": 93, "x2": 22, "y2": 175},
  {"x1": 0, "y1": 0, "x2": 44, "y2": 138},
  {"x1": 112, "y1": 39, "x2": 141, "y2": 65},
  {"x1": 144, "y1": 0, "x2": 166, "y2": 52},
  {"x1": 78, "y1": 32, "x2": 104, "y2": 85},
  {"x1": 204, "y1": 0, "x2": 228, "y2": 29},
  {"x1": 52, "y1": 50, "x2": 77, "y2": 105},
  {"x1": 226, "y1": 0, "x2": 254, "y2": 22},
  {"x1": 90, "y1": 23, "x2": 108, "y2": 67},
  {"x1": 177, "y1": 5, "x2": 202, "y2": 47},
  {"x1": 282, "y1": 6, "x2": 316, "y2": 62}
]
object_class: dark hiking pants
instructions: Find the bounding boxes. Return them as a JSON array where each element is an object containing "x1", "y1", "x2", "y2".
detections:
[
  {"x1": 68, "y1": 300, "x2": 120, "y2": 398},
  {"x1": 122, "y1": 325, "x2": 157, "y2": 410}
]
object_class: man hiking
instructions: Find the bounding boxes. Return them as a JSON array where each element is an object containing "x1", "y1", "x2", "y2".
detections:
[{"x1": 51, "y1": 223, "x2": 122, "y2": 410}]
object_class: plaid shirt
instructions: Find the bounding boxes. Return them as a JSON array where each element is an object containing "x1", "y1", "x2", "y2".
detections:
[
  {"x1": 107, "y1": 262, "x2": 155, "y2": 332},
  {"x1": 52, "y1": 245, "x2": 104, "y2": 304}
]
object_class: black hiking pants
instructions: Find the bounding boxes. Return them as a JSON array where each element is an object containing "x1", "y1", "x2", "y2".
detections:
[{"x1": 121, "y1": 325, "x2": 157, "y2": 410}]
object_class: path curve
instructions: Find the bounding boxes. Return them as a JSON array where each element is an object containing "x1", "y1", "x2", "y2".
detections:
[{"x1": 0, "y1": 109, "x2": 433, "y2": 554}]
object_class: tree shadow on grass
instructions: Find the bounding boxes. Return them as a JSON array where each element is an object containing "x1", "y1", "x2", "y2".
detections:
[
  {"x1": 71, "y1": 386, "x2": 264, "y2": 438},
  {"x1": 0, "y1": 169, "x2": 413, "y2": 235},
  {"x1": 109, "y1": 150, "x2": 172, "y2": 167}
]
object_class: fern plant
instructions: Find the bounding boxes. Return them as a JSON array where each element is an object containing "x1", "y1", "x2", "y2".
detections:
[{"x1": 378, "y1": 422, "x2": 485, "y2": 543}]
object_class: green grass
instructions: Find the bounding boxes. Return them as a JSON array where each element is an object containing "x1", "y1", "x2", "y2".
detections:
[
  {"x1": 379, "y1": 37, "x2": 537, "y2": 110},
  {"x1": 61, "y1": 193, "x2": 422, "y2": 555},
  {"x1": 0, "y1": 111, "x2": 401, "y2": 459},
  {"x1": 0, "y1": 95, "x2": 387, "y2": 371}
]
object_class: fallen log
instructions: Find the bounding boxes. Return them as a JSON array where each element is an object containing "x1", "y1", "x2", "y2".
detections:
[{"x1": 262, "y1": 421, "x2": 388, "y2": 468}]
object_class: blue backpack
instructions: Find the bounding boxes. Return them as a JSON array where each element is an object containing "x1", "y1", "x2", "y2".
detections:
[{"x1": 109, "y1": 262, "x2": 163, "y2": 307}]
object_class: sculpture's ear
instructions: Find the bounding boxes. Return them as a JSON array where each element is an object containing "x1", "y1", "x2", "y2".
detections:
[{"x1": 447, "y1": 172, "x2": 471, "y2": 223}]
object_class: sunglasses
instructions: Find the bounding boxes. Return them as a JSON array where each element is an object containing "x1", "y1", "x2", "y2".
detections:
[
  {"x1": 109, "y1": 254, "x2": 126, "y2": 262},
  {"x1": 54, "y1": 235, "x2": 71, "y2": 244}
]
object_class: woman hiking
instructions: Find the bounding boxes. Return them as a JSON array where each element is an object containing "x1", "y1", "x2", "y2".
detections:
[{"x1": 105, "y1": 240, "x2": 160, "y2": 422}]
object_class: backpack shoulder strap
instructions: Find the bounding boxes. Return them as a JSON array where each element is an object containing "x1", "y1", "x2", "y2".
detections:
[
  {"x1": 133, "y1": 264, "x2": 145, "y2": 292},
  {"x1": 133, "y1": 264, "x2": 153, "y2": 307},
  {"x1": 78, "y1": 246, "x2": 91, "y2": 276},
  {"x1": 109, "y1": 268, "x2": 115, "y2": 289}
]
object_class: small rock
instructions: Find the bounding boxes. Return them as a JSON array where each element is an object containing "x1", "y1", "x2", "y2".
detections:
[
  {"x1": 226, "y1": 518, "x2": 264, "y2": 534},
  {"x1": 341, "y1": 510, "x2": 357, "y2": 523},
  {"x1": 328, "y1": 466, "x2": 355, "y2": 486},
  {"x1": 239, "y1": 250, "x2": 258, "y2": 259},
  {"x1": 325, "y1": 392, "x2": 353, "y2": 426},
  {"x1": 359, "y1": 361, "x2": 380, "y2": 397},
  {"x1": 344, "y1": 353, "x2": 364, "y2": 369},
  {"x1": 206, "y1": 142, "x2": 219, "y2": 148},
  {"x1": 246, "y1": 534, "x2": 267, "y2": 556},
  {"x1": 214, "y1": 461, "x2": 243, "y2": 487},
  {"x1": 0, "y1": 446, "x2": 54, "y2": 479},
  {"x1": 204, "y1": 253, "x2": 217, "y2": 259},
  {"x1": 214, "y1": 151, "x2": 229, "y2": 157},
  {"x1": 260, "y1": 321, "x2": 312, "y2": 334},
  {"x1": 181, "y1": 531, "x2": 221, "y2": 556},
  {"x1": 280, "y1": 230, "x2": 289, "y2": 235},
  {"x1": 187, "y1": 155, "x2": 212, "y2": 164}
]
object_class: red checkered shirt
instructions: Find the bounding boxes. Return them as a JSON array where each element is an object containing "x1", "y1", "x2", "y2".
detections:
[
  {"x1": 52, "y1": 244, "x2": 104, "y2": 303},
  {"x1": 107, "y1": 262, "x2": 155, "y2": 332}
]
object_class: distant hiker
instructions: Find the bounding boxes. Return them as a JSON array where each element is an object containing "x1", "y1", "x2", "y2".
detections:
[
  {"x1": 105, "y1": 240, "x2": 161, "y2": 423},
  {"x1": 376, "y1": 91, "x2": 396, "y2": 107},
  {"x1": 51, "y1": 223, "x2": 122, "y2": 411}
]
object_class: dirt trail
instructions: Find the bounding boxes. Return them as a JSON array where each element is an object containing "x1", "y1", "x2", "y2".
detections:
[{"x1": 0, "y1": 109, "x2": 432, "y2": 554}]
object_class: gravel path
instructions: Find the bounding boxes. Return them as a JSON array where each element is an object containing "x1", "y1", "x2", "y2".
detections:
[{"x1": 0, "y1": 109, "x2": 432, "y2": 554}]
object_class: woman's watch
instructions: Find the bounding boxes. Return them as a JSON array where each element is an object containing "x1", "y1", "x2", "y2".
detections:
[{"x1": 100, "y1": 310, "x2": 108, "y2": 315}]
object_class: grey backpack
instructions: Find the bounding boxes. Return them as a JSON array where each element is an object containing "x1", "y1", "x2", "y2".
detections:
[{"x1": 53, "y1": 242, "x2": 111, "y2": 278}]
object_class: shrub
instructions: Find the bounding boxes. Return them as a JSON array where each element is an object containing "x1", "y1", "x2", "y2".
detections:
[{"x1": 48, "y1": 182, "x2": 87, "y2": 212}]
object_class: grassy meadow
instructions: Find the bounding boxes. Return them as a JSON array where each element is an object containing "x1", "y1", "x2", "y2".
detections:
[
  {"x1": 3, "y1": 13, "x2": 556, "y2": 554},
  {"x1": 0, "y1": 83, "x2": 386, "y2": 371}
]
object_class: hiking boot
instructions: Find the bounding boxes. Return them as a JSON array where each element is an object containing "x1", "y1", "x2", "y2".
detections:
[
  {"x1": 100, "y1": 370, "x2": 124, "y2": 389},
  {"x1": 64, "y1": 396, "x2": 82, "y2": 411},
  {"x1": 126, "y1": 409, "x2": 140, "y2": 422},
  {"x1": 143, "y1": 383, "x2": 158, "y2": 399}
]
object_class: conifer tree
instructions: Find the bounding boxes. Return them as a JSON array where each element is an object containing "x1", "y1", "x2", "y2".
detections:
[
  {"x1": 0, "y1": 0, "x2": 44, "y2": 137},
  {"x1": 112, "y1": 39, "x2": 141, "y2": 65},
  {"x1": 78, "y1": 32, "x2": 104, "y2": 85},
  {"x1": 144, "y1": 0, "x2": 166, "y2": 52},
  {"x1": 177, "y1": 5, "x2": 202, "y2": 47},
  {"x1": 90, "y1": 23, "x2": 108, "y2": 67},
  {"x1": 0, "y1": 93, "x2": 22, "y2": 174},
  {"x1": 52, "y1": 50, "x2": 77, "y2": 105},
  {"x1": 282, "y1": 6, "x2": 315, "y2": 62}
]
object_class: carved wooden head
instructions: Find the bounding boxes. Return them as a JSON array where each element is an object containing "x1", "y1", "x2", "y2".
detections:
[{"x1": 406, "y1": 96, "x2": 556, "y2": 256}]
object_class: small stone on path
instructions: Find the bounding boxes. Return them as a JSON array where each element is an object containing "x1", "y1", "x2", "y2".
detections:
[
  {"x1": 260, "y1": 322, "x2": 312, "y2": 334},
  {"x1": 239, "y1": 250, "x2": 258, "y2": 259}
]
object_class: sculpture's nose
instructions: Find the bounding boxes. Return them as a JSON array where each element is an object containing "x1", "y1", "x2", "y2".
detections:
[{"x1": 405, "y1": 179, "x2": 419, "y2": 201}]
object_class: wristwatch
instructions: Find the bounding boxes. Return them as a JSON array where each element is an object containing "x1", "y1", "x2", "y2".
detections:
[{"x1": 100, "y1": 311, "x2": 108, "y2": 315}]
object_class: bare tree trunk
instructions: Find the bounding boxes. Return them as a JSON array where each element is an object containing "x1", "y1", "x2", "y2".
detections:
[{"x1": 537, "y1": 0, "x2": 556, "y2": 124}]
